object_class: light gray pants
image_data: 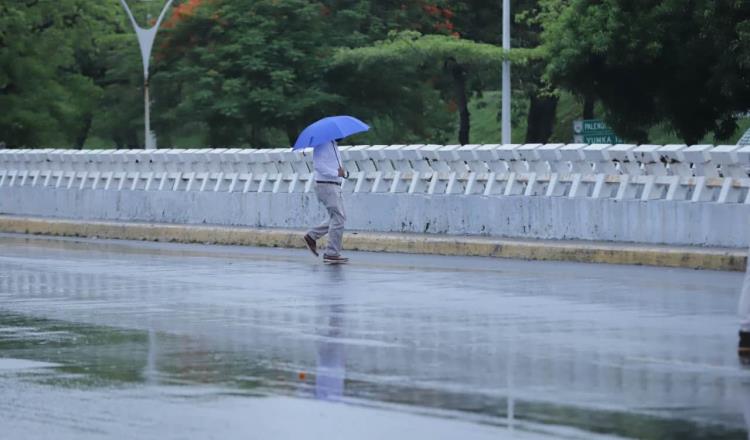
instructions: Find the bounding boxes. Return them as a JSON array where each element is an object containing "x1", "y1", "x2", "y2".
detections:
[
  {"x1": 740, "y1": 246, "x2": 750, "y2": 331},
  {"x1": 308, "y1": 183, "x2": 346, "y2": 257}
]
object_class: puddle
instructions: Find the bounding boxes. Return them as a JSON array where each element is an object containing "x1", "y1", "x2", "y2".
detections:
[{"x1": 0, "y1": 358, "x2": 59, "y2": 370}]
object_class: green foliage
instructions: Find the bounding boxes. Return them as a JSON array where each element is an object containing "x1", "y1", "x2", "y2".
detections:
[
  {"x1": 334, "y1": 30, "x2": 540, "y2": 69},
  {"x1": 332, "y1": 31, "x2": 542, "y2": 144},
  {"x1": 470, "y1": 90, "x2": 750, "y2": 145},
  {"x1": 0, "y1": 1, "x2": 117, "y2": 147},
  {"x1": 464, "y1": 91, "x2": 529, "y2": 143},
  {"x1": 541, "y1": 0, "x2": 750, "y2": 144},
  {"x1": 153, "y1": 0, "x2": 343, "y2": 146},
  {"x1": 4, "y1": 0, "x2": 749, "y2": 148},
  {"x1": 328, "y1": 50, "x2": 456, "y2": 144}
]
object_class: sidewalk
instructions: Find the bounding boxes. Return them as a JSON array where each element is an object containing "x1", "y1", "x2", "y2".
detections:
[{"x1": 0, "y1": 215, "x2": 744, "y2": 271}]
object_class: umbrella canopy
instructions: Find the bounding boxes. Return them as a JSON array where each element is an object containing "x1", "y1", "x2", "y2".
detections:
[{"x1": 292, "y1": 116, "x2": 369, "y2": 150}]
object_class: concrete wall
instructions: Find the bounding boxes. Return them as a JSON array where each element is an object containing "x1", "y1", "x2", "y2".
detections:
[{"x1": 3, "y1": 186, "x2": 748, "y2": 247}]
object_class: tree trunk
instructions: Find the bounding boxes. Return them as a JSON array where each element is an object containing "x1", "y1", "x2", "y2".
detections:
[
  {"x1": 208, "y1": 117, "x2": 226, "y2": 148},
  {"x1": 113, "y1": 134, "x2": 123, "y2": 150},
  {"x1": 583, "y1": 93, "x2": 595, "y2": 119},
  {"x1": 525, "y1": 94, "x2": 558, "y2": 143},
  {"x1": 74, "y1": 113, "x2": 93, "y2": 150},
  {"x1": 445, "y1": 58, "x2": 470, "y2": 145},
  {"x1": 250, "y1": 125, "x2": 262, "y2": 147},
  {"x1": 285, "y1": 124, "x2": 299, "y2": 148}
]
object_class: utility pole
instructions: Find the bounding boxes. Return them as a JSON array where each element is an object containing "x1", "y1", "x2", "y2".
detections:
[
  {"x1": 501, "y1": 0, "x2": 511, "y2": 144},
  {"x1": 119, "y1": 0, "x2": 175, "y2": 150}
]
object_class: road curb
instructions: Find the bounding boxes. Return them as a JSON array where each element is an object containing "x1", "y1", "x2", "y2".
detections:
[{"x1": 0, "y1": 215, "x2": 745, "y2": 271}]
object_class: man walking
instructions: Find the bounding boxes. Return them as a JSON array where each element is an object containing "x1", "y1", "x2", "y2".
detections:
[{"x1": 304, "y1": 140, "x2": 348, "y2": 264}]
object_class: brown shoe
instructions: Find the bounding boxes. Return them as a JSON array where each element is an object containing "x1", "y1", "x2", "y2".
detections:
[
  {"x1": 304, "y1": 234, "x2": 318, "y2": 257},
  {"x1": 323, "y1": 254, "x2": 349, "y2": 264}
]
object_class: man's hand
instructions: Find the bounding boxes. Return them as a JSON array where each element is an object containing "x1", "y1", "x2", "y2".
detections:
[{"x1": 338, "y1": 166, "x2": 346, "y2": 178}]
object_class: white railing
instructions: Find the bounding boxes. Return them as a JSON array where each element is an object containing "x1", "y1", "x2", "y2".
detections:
[{"x1": 1, "y1": 144, "x2": 750, "y2": 203}]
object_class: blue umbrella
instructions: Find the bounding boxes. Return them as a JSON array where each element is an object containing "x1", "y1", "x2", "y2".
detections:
[{"x1": 293, "y1": 116, "x2": 369, "y2": 150}]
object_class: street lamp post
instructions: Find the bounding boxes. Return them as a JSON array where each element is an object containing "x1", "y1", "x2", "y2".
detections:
[
  {"x1": 501, "y1": 0, "x2": 511, "y2": 145},
  {"x1": 119, "y1": 0, "x2": 175, "y2": 150}
]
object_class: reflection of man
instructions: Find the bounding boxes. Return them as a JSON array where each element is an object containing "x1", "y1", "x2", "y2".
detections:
[
  {"x1": 315, "y1": 306, "x2": 345, "y2": 401},
  {"x1": 739, "y1": 247, "x2": 750, "y2": 359},
  {"x1": 143, "y1": 328, "x2": 158, "y2": 385}
]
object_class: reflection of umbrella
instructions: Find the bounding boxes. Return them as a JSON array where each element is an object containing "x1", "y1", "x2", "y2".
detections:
[{"x1": 293, "y1": 115, "x2": 369, "y2": 150}]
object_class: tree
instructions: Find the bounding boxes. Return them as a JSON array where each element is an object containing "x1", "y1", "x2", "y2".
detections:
[
  {"x1": 333, "y1": 31, "x2": 539, "y2": 144},
  {"x1": 153, "y1": 0, "x2": 473, "y2": 146},
  {"x1": 321, "y1": 1, "x2": 467, "y2": 144},
  {"x1": 153, "y1": 0, "x2": 345, "y2": 146},
  {"x1": 0, "y1": 1, "x2": 117, "y2": 148},
  {"x1": 446, "y1": 0, "x2": 563, "y2": 143},
  {"x1": 87, "y1": 30, "x2": 148, "y2": 149},
  {"x1": 541, "y1": 0, "x2": 750, "y2": 144}
]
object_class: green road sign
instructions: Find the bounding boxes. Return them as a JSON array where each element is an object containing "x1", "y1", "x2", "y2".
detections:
[{"x1": 573, "y1": 119, "x2": 624, "y2": 144}]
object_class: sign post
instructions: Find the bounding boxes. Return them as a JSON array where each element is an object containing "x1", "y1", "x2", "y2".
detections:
[{"x1": 573, "y1": 119, "x2": 623, "y2": 144}]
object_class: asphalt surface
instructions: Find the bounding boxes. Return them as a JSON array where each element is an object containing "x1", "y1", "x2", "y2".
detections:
[{"x1": 0, "y1": 233, "x2": 748, "y2": 439}]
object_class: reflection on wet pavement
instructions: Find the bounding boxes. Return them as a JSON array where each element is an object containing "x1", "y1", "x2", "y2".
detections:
[{"x1": 0, "y1": 234, "x2": 748, "y2": 439}]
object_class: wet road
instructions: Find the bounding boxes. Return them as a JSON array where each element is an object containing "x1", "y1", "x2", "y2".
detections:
[{"x1": 0, "y1": 233, "x2": 748, "y2": 439}]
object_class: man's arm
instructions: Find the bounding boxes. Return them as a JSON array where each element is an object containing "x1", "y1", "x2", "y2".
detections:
[{"x1": 333, "y1": 141, "x2": 347, "y2": 178}]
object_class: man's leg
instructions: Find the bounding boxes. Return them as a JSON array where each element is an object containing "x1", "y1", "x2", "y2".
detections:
[
  {"x1": 307, "y1": 185, "x2": 332, "y2": 241},
  {"x1": 304, "y1": 185, "x2": 333, "y2": 257},
  {"x1": 322, "y1": 186, "x2": 346, "y2": 257},
  {"x1": 308, "y1": 219, "x2": 330, "y2": 241},
  {"x1": 739, "y1": 246, "x2": 750, "y2": 358}
]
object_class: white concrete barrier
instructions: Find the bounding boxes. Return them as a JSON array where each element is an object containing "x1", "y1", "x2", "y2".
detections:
[
  {"x1": 3, "y1": 144, "x2": 749, "y2": 202},
  {"x1": 1, "y1": 145, "x2": 749, "y2": 247}
]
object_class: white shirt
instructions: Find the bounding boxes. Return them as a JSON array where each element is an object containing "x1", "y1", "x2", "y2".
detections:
[{"x1": 313, "y1": 141, "x2": 343, "y2": 183}]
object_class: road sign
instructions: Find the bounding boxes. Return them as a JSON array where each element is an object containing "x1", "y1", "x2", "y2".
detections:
[{"x1": 573, "y1": 119, "x2": 624, "y2": 144}]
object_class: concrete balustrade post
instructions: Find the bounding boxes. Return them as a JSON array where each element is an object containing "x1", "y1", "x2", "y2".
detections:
[
  {"x1": 433, "y1": 145, "x2": 464, "y2": 195},
  {"x1": 682, "y1": 145, "x2": 717, "y2": 202},
  {"x1": 604, "y1": 144, "x2": 637, "y2": 201},
  {"x1": 710, "y1": 145, "x2": 744, "y2": 203},
  {"x1": 632, "y1": 145, "x2": 667, "y2": 201},
  {"x1": 558, "y1": 144, "x2": 589, "y2": 198},
  {"x1": 456, "y1": 144, "x2": 484, "y2": 195},
  {"x1": 382, "y1": 145, "x2": 409, "y2": 194},
  {"x1": 495, "y1": 144, "x2": 522, "y2": 196},
  {"x1": 398, "y1": 145, "x2": 429, "y2": 194},
  {"x1": 582, "y1": 144, "x2": 614, "y2": 199}
]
